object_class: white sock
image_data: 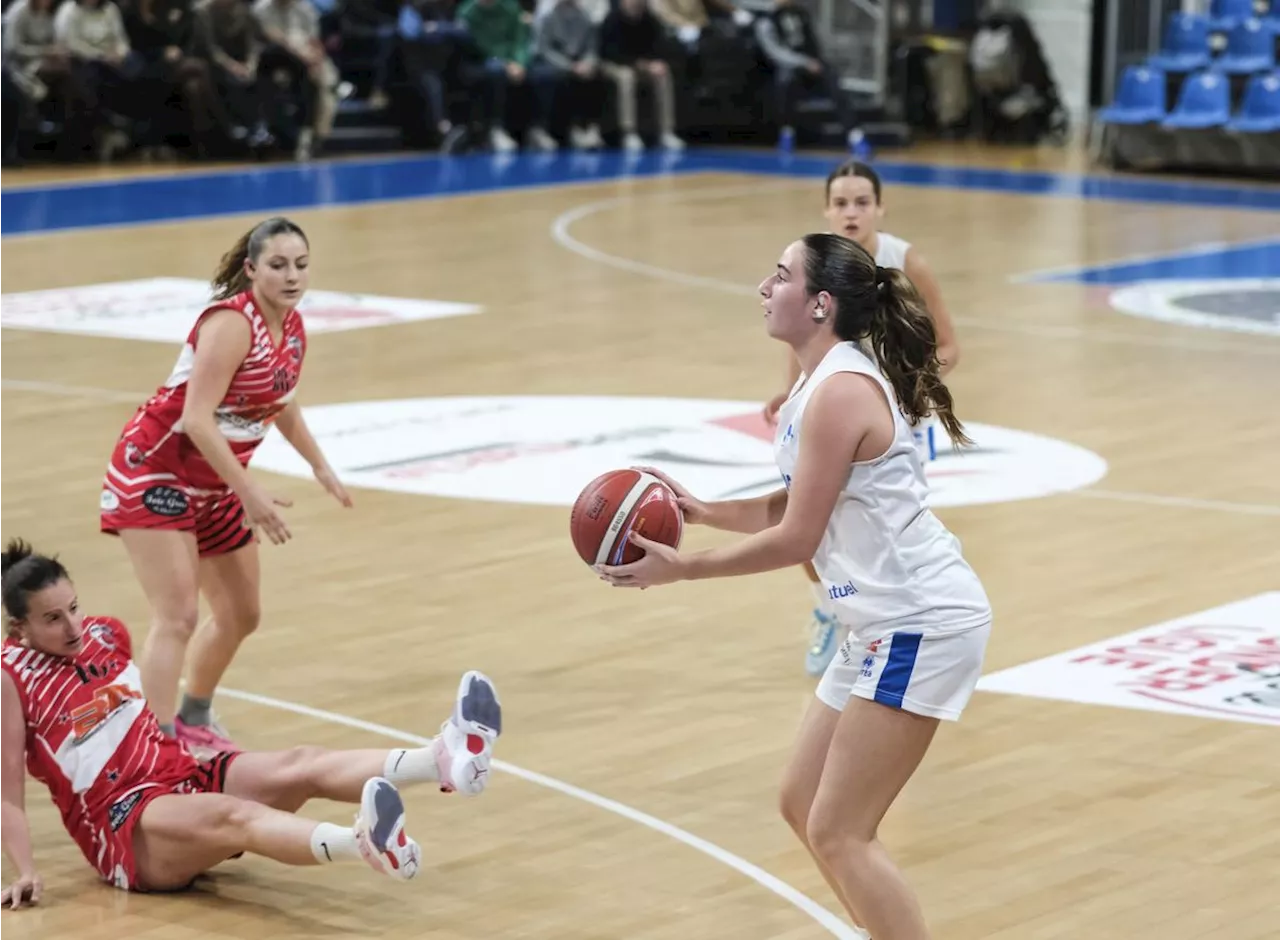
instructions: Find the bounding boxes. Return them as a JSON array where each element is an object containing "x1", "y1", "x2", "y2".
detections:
[
  {"x1": 383, "y1": 747, "x2": 440, "y2": 785},
  {"x1": 310, "y1": 822, "x2": 360, "y2": 864}
]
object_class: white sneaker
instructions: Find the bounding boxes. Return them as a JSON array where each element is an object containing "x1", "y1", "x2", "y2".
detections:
[
  {"x1": 623, "y1": 131, "x2": 645, "y2": 152},
  {"x1": 434, "y1": 670, "x2": 502, "y2": 796},
  {"x1": 490, "y1": 127, "x2": 517, "y2": 153},
  {"x1": 354, "y1": 777, "x2": 421, "y2": 880},
  {"x1": 660, "y1": 132, "x2": 686, "y2": 150},
  {"x1": 528, "y1": 126, "x2": 559, "y2": 151}
]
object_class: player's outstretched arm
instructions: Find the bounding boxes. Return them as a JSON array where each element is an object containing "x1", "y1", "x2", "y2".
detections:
[
  {"x1": 274, "y1": 402, "x2": 352, "y2": 508},
  {"x1": 1, "y1": 672, "x2": 42, "y2": 910}
]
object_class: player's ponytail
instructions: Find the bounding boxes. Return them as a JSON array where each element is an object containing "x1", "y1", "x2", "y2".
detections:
[
  {"x1": 800, "y1": 233, "x2": 971, "y2": 447},
  {"x1": 870, "y1": 268, "x2": 970, "y2": 446},
  {"x1": 210, "y1": 216, "x2": 310, "y2": 301},
  {"x1": 1, "y1": 538, "x2": 69, "y2": 622}
]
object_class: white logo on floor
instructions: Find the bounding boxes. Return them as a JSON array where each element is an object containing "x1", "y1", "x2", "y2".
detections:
[
  {"x1": 979, "y1": 593, "x2": 1280, "y2": 727},
  {"x1": 251, "y1": 396, "x2": 1108, "y2": 507},
  {"x1": 1110, "y1": 278, "x2": 1280, "y2": 336},
  {"x1": 0, "y1": 278, "x2": 481, "y2": 343}
]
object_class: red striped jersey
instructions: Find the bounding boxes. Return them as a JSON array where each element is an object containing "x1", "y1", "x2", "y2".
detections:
[
  {"x1": 2, "y1": 618, "x2": 198, "y2": 865},
  {"x1": 113, "y1": 290, "x2": 306, "y2": 490}
]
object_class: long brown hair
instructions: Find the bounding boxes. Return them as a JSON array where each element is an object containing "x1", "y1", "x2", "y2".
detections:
[
  {"x1": 210, "y1": 217, "x2": 309, "y2": 300},
  {"x1": 799, "y1": 233, "x2": 970, "y2": 446}
]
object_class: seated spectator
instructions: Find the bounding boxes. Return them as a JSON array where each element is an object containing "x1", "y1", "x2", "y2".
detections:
[
  {"x1": 338, "y1": 0, "x2": 399, "y2": 108},
  {"x1": 4, "y1": 0, "x2": 98, "y2": 157},
  {"x1": 599, "y1": 0, "x2": 683, "y2": 151},
  {"x1": 253, "y1": 0, "x2": 342, "y2": 159},
  {"x1": 455, "y1": 0, "x2": 530, "y2": 152},
  {"x1": 120, "y1": 0, "x2": 221, "y2": 156},
  {"x1": 194, "y1": 0, "x2": 274, "y2": 150},
  {"x1": 398, "y1": 0, "x2": 468, "y2": 151},
  {"x1": 533, "y1": 0, "x2": 607, "y2": 24},
  {"x1": 754, "y1": 0, "x2": 858, "y2": 147},
  {"x1": 53, "y1": 0, "x2": 139, "y2": 159},
  {"x1": 3, "y1": 67, "x2": 24, "y2": 165},
  {"x1": 531, "y1": 0, "x2": 604, "y2": 149}
]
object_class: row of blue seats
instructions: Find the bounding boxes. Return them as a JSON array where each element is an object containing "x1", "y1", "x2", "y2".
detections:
[
  {"x1": 1100, "y1": 67, "x2": 1280, "y2": 132},
  {"x1": 1197, "y1": 0, "x2": 1278, "y2": 31},
  {"x1": 1151, "y1": 12, "x2": 1278, "y2": 74}
]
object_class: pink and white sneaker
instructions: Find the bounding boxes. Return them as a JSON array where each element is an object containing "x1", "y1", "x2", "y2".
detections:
[
  {"x1": 434, "y1": 670, "x2": 502, "y2": 796},
  {"x1": 354, "y1": 777, "x2": 421, "y2": 880},
  {"x1": 175, "y1": 717, "x2": 240, "y2": 754}
]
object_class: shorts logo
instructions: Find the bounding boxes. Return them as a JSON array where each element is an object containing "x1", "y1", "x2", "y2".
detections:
[
  {"x1": 142, "y1": 486, "x2": 188, "y2": 517},
  {"x1": 108, "y1": 789, "x2": 146, "y2": 832},
  {"x1": 100, "y1": 490, "x2": 120, "y2": 512}
]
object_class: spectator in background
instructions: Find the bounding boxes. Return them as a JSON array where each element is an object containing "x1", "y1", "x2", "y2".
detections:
[
  {"x1": 195, "y1": 0, "x2": 274, "y2": 150},
  {"x1": 755, "y1": 0, "x2": 858, "y2": 148},
  {"x1": 253, "y1": 0, "x2": 342, "y2": 159},
  {"x1": 54, "y1": 0, "x2": 138, "y2": 160},
  {"x1": 531, "y1": 0, "x2": 604, "y2": 150},
  {"x1": 533, "y1": 0, "x2": 606, "y2": 24},
  {"x1": 456, "y1": 0, "x2": 530, "y2": 153},
  {"x1": 599, "y1": 0, "x2": 683, "y2": 152},
  {"x1": 337, "y1": 0, "x2": 399, "y2": 109},
  {"x1": 3, "y1": 67, "x2": 23, "y2": 165},
  {"x1": 398, "y1": 0, "x2": 468, "y2": 151},
  {"x1": 4, "y1": 0, "x2": 68, "y2": 105},
  {"x1": 120, "y1": 0, "x2": 221, "y2": 157}
]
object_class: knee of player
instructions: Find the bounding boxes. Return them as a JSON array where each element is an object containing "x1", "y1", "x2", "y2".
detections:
[
  {"x1": 233, "y1": 602, "x2": 262, "y2": 635},
  {"x1": 156, "y1": 606, "x2": 201, "y2": 639},
  {"x1": 804, "y1": 803, "x2": 875, "y2": 864},
  {"x1": 777, "y1": 783, "x2": 812, "y2": 838},
  {"x1": 207, "y1": 795, "x2": 265, "y2": 839},
  {"x1": 278, "y1": 744, "x2": 326, "y2": 783}
]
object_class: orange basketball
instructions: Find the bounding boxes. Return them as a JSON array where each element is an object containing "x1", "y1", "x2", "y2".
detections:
[{"x1": 570, "y1": 469, "x2": 684, "y2": 567}]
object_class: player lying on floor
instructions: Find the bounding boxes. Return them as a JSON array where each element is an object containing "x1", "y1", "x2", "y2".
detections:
[{"x1": 1, "y1": 538, "x2": 502, "y2": 907}]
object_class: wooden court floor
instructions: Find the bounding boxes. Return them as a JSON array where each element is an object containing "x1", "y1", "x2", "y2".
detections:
[{"x1": 2, "y1": 147, "x2": 1278, "y2": 940}]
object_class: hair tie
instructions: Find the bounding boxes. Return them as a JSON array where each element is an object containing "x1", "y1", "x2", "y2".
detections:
[{"x1": 875, "y1": 265, "x2": 890, "y2": 290}]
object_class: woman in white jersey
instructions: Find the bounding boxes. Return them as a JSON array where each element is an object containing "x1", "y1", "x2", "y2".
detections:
[
  {"x1": 764, "y1": 160, "x2": 962, "y2": 679},
  {"x1": 597, "y1": 233, "x2": 991, "y2": 940}
]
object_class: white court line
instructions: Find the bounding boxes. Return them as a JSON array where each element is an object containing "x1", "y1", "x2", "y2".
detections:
[
  {"x1": 1073, "y1": 488, "x2": 1280, "y2": 518},
  {"x1": 1, "y1": 378, "x2": 142, "y2": 403},
  {"x1": 548, "y1": 188, "x2": 1280, "y2": 357},
  {"x1": 218, "y1": 685, "x2": 863, "y2": 940}
]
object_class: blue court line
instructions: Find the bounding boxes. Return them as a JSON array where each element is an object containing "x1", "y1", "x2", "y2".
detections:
[
  {"x1": 3, "y1": 147, "x2": 1279, "y2": 236},
  {"x1": 1026, "y1": 237, "x2": 1280, "y2": 284}
]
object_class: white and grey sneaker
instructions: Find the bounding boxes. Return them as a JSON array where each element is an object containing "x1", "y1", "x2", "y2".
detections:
[
  {"x1": 434, "y1": 670, "x2": 502, "y2": 797},
  {"x1": 354, "y1": 776, "x2": 421, "y2": 880}
]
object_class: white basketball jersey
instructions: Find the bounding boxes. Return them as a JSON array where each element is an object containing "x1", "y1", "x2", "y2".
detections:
[
  {"x1": 873, "y1": 232, "x2": 911, "y2": 271},
  {"x1": 774, "y1": 342, "x2": 991, "y2": 641}
]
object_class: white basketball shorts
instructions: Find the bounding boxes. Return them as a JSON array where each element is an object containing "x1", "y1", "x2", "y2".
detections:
[{"x1": 816, "y1": 623, "x2": 991, "y2": 721}]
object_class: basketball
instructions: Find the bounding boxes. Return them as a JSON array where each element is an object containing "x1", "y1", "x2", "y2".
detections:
[{"x1": 570, "y1": 469, "x2": 684, "y2": 567}]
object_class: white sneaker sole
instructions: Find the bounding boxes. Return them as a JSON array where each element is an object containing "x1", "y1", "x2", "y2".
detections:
[
  {"x1": 355, "y1": 777, "x2": 421, "y2": 880},
  {"x1": 436, "y1": 671, "x2": 502, "y2": 796}
]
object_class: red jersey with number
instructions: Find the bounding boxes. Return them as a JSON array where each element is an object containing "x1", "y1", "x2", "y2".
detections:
[
  {"x1": 113, "y1": 290, "x2": 306, "y2": 490},
  {"x1": 1, "y1": 618, "x2": 199, "y2": 877}
]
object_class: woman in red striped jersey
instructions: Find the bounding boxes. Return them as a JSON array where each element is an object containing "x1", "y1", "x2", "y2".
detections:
[
  {"x1": 1, "y1": 540, "x2": 502, "y2": 906},
  {"x1": 99, "y1": 217, "x2": 350, "y2": 754}
]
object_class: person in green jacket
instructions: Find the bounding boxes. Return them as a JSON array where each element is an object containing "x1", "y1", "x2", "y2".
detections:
[{"x1": 456, "y1": 0, "x2": 530, "y2": 152}]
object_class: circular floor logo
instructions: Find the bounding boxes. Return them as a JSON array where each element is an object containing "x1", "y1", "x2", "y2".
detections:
[
  {"x1": 252, "y1": 396, "x2": 1108, "y2": 507},
  {"x1": 1110, "y1": 279, "x2": 1280, "y2": 336}
]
